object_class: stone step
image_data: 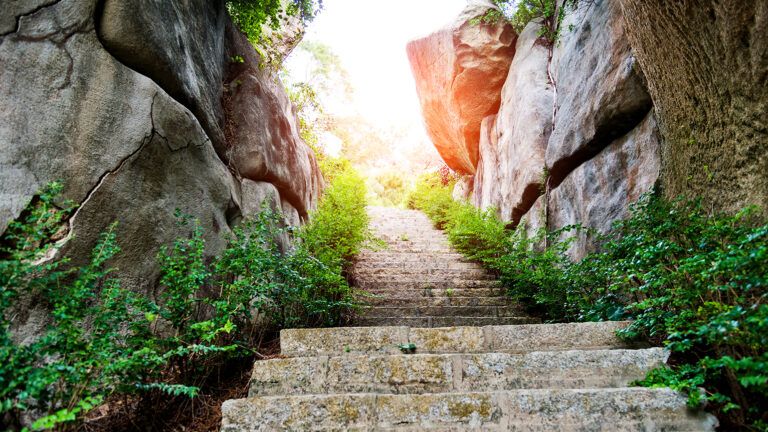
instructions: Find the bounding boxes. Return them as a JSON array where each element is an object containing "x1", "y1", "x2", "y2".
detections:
[
  {"x1": 358, "y1": 305, "x2": 526, "y2": 318},
  {"x1": 376, "y1": 248, "x2": 457, "y2": 254},
  {"x1": 280, "y1": 322, "x2": 633, "y2": 357},
  {"x1": 352, "y1": 316, "x2": 540, "y2": 328},
  {"x1": 353, "y1": 268, "x2": 492, "y2": 279},
  {"x1": 355, "y1": 275, "x2": 496, "y2": 285},
  {"x1": 362, "y1": 288, "x2": 507, "y2": 299},
  {"x1": 356, "y1": 280, "x2": 502, "y2": 291},
  {"x1": 363, "y1": 296, "x2": 513, "y2": 307},
  {"x1": 353, "y1": 261, "x2": 483, "y2": 270},
  {"x1": 221, "y1": 388, "x2": 718, "y2": 431},
  {"x1": 355, "y1": 252, "x2": 474, "y2": 262},
  {"x1": 247, "y1": 349, "x2": 668, "y2": 397}
]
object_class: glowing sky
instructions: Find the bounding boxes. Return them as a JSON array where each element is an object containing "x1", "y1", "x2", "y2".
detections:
[{"x1": 285, "y1": 0, "x2": 467, "y2": 158}]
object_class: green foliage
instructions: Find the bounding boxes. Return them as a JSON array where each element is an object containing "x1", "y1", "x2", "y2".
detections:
[
  {"x1": 302, "y1": 161, "x2": 372, "y2": 270},
  {"x1": 226, "y1": 0, "x2": 322, "y2": 44},
  {"x1": 407, "y1": 176, "x2": 767, "y2": 428},
  {"x1": 480, "y1": 0, "x2": 577, "y2": 42},
  {"x1": 602, "y1": 197, "x2": 768, "y2": 429},
  {"x1": 0, "y1": 184, "x2": 163, "y2": 431},
  {"x1": 1, "y1": 177, "x2": 370, "y2": 429},
  {"x1": 406, "y1": 170, "x2": 460, "y2": 230}
]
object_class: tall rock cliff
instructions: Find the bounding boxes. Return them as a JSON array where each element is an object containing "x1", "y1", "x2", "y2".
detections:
[
  {"x1": 618, "y1": 0, "x2": 767, "y2": 214},
  {"x1": 0, "y1": 1, "x2": 322, "y2": 299},
  {"x1": 409, "y1": 0, "x2": 662, "y2": 259}
]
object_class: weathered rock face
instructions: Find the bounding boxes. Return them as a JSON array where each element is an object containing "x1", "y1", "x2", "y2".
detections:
[
  {"x1": 413, "y1": 0, "x2": 664, "y2": 258},
  {"x1": 548, "y1": 112, "x2": 661, "y2": 259},
  {"x1": 0, "y1": 0, "x2": 321, "y2": 300},
  {"x1": 99, "y1": 0, "x2": 230, "y2": 155},
  {"x1": 546, "y1": 0, "x2": 652, "y2": 187},
  {"x1": 618, "y1": 0, "x2": 768, "y2": 214},
  {"x1": 406, "y1": 0, "x2": 516, "y2": 174},
  {"x1": 472, "y1": 21, "x2": 553, "y2": 223},
  {"x1": 473, "y1": 115, "x2": 501, "y2": 211},
  {"x1": 224, "y1": 24, "x2": 322, "y2": 217}
]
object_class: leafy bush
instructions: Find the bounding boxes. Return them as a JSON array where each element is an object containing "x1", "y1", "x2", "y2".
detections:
[
  {"x1": 226, "y1": 0, "x2": 322, "y2": 44},
  {"x1": 407, "y1": 175, "x2": 767, "y2": 429},
  {"x1": 406, "y1": 171, "x2": 460, "y2": 230},
  {"x1": 480, "y1": 0, "x2": 577, "y2": 42},
  {"x1": 0, "y1": 174, "x2": 370, "y2": 429},
  {"x1": 0, "y1": 184, "x2": 163, "y2": 431},
  {"x1": 598, "y1": 196, "x2": 767, "y2": 430},
  {"x1": 303, "y1": 159, "x2": 372, "y2": 270}
]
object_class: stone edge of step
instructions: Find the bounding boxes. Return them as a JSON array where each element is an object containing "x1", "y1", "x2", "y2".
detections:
[
  {"x1": 246, "y1": 348, "x2": 670, "y2": 397},
  {"x1": 221, "y1": 388, "x2": 719, "y2": 431},
  {"x1": 280, "y1": 321, "x2": 639, "y2": 357}
]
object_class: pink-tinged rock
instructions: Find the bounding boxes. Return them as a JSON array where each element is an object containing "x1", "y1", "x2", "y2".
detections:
[
  {"x1": 546, "y1": 0, "x2": 652, "y2": 186},
  {"x1": 548, "y1": 111, "x2": 661, "y2": 260},
  {"x1": 471, "y1": 21, "x2": 553, "y2": 224},
  {"x1": 406, "y1": 1, "x2": 516, "y2": 175}
]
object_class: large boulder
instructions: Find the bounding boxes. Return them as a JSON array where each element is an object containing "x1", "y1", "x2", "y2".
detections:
[
  {"x1": 98, "y1": 0, "x2": 321, "y2": 217},
  {"x1": 546, "y1": 112, "x2": 661, "y2": 259},
  {"x1": 406, "y1": 0, "x2": 516, "y2": 174},
  {"x1": 224, "y1": 24, "x2": 322, "y2": 217},
  {"x1": 619, "y1": 0, "x2": 768, "y2": 214},
  {"x1": 489, "y1": 20, "x2": 553, "y2": 224},
  {"x1": 0, "y1": 0, "x2": 321, "y2": 302},
  {"x1": 99, "y1": 0, "x2": 230, "y2": 155},
  {"x1": 0, "y1": 0, "x2": 236, "y2": 296},
  {"x1": 546, "y1": 0, "x2": 652, "y2": 187}
]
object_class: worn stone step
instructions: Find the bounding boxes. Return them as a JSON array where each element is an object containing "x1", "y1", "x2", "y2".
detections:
[
  {"x1": 363, "y1": 296, "x2": 513, "y2": 307},
  {"x1": 247, "y1": 349, "x2": 668, "y2": 397},
  {"x1": 353, "y1": 268, "x2": 492, "y2": 279},
  {"x1": 354, "y1": 261, "x2": 483, "y2": 270},
  {"x1": 363, "y1": 288, "x2": 507, "y2": 299},
  {"x1": 356, "y1": 280, "x2": 502, "y2": 291},
  {"x1": 280, "y1": 322, "x2": 633, "y2": 357},
  {"x1": 356, "y1": 252, "x2": 472, "y2": 261},
  {"x1": 352, "y1": 275, "x2": 502, "y2": 291},
  {"x1": 356, "y1": 275, "x2": 496, "y2": 285},
  {"x1": 359, "y1": 305, "x2": 526, "y2": 318},
  {"x1": 352, "y1": 316, "x2": 540, "y2": 328},
  {"x1": 221, "y1": 388, "x2": 717, "y2": 431}
]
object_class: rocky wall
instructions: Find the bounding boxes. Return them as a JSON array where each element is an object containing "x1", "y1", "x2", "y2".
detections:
[
  {"x1": 409, "y1": 0, "x2": 662, "y2": 259},
  {"x1": 0, "y1": 0, "x2": 322, "y2": 303}
]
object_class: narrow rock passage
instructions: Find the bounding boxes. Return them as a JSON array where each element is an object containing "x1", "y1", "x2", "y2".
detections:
[
  {"x1": 350, "y1": 206, "x2": 538, "y2": 327},
  {"x1": 220, "y1": 207, "x2": 718, "y2": 430}
]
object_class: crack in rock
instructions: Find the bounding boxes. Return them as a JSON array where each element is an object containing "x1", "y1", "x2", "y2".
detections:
[
  {"x1": 0, "y1": 0, "x2": 62, "y2": 37},
  {"x1": 54, "y1": 93, "x2": 162, "y2": 251}
]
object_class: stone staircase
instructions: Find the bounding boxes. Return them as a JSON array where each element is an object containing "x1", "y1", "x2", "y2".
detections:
[
  {"x1": 350, "y1": 207, "x2": 537, "y2": 327},
  {"x1": 221, "y1": 207, "x2": 718, "y2": 431}
]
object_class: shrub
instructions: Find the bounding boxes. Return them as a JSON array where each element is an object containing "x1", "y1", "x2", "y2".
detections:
[
  {"x1": 407, "y1": 174, "x2": 767, "y2": 429},
  {"x1": 226, "y1": 0, "x2": 322, "y2": 44},
  {"x1": 302, "y1": 159, "x2": 372, "y2": 269},
  {"x1": 0, "y1": 174, "x2": 370, "y2": 429},
  {"x1": 597, "y1": 196, "x2": 767, "y2": 430},
  {"x1": 406, "y1": 171, "x2": 460, "y2": 230},
  {"x1": 0, "y1": 184, "x2": 164, "y2": 431},
  {"x1": 480, "y1": 0, "x2": 578, "y2": 42}
]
